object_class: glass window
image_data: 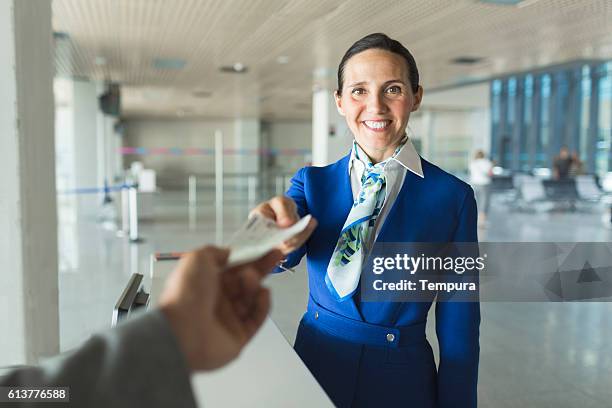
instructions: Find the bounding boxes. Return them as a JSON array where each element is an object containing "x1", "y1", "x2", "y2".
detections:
[
  {"x1": 537, "y1": 74, "x2": 552, "y2": 167},
  {"x1": 502, "y1": 77, "x2": 517, "y2": 168},
  {"x1": 554, "y1": 70, "x2": 570, "y2": 153},
  {"x1": 491, "y1": 79, "x2": 503, "y2": 164},
  {"x1": 579, "y1": 65, "x2": 591, "y2": 163},
  {"x1": 490, "y1": 61, "x2": 612, "y2": 174},
  {"x1": 520, "y1": 75, "x2": 533, "y2": 170},
  {"x1": 597, "y1": 63, "x2": 612, "y2": 174},
  {"x1": 492, "y1": 79, "x2": 502, "y2": 122},
  {"x1": 508, "y1": 77, "x2": 517, "y2": 124}
]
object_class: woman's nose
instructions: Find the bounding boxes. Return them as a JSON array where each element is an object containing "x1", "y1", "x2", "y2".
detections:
[{"x1": 366, "y1": 92, "x2": 388, "y2": 114}]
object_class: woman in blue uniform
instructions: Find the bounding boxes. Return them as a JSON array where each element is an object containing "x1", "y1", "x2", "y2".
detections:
[{"x1": 253, "y1": 33, "x2": 480, "y2": 408}]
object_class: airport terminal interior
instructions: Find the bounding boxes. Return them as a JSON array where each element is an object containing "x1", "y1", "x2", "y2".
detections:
[{"x1": 2, "y1": 0, "x2": 612, "y2": 407}]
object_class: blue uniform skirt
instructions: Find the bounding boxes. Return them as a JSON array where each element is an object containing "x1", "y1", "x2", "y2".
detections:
[{"x1": 294, "y1": 298, "x2": 437, "y2": 408}]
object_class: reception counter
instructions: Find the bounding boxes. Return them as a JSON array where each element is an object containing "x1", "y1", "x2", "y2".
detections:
[{"x1": 147, "y1": 255, "x2": 334, "y2": 408}]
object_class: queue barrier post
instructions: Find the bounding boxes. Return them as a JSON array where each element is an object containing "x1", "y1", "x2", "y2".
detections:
[
  {"x1": 275, "y1": 175, "x2": 284, "y2": 196},
  {"x1": 116, "y1": 185, "x2": 130, "y2": 237},
  {"x1": 248, "y1": 175, "x2": 257, "y2": 204},
  {"x1": 128, "y1": 183, "x2": 143, "y2": 243},
  {"x1": 188, "y1": 175, "x2": 197, "y2": 207}
]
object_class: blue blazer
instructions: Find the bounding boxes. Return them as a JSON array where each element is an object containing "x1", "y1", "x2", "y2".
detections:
[{"x1": 282, "y1": 153, "x2": 480, "y2": 408}]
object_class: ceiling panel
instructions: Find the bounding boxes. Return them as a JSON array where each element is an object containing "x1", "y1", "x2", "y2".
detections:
[{"x1": 52, "y1": 0, "x2": 612, "y2": 119}]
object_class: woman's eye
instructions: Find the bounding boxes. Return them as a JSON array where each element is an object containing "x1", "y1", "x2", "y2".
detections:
[
  {"x1": 385, "y1": 85, "x2": 402, "y2": 94},
  {"x1": 351, "y1": 88, "x2": 366, "y2": 96}
]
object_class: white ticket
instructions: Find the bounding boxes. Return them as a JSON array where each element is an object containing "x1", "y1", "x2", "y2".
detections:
[{"x1": 227, "y1": 213, "x2": 312, "y2": 267}]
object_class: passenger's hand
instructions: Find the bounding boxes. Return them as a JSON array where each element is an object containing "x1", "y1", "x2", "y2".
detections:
[
  {"x1": 159, "y1": 246, "x2": 283, "y2": 371},
  {"x1": 250, "y1": 196, "x2": 318, "y2": 255}
]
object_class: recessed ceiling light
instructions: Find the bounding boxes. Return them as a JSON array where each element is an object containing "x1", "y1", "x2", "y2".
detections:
[
  {"x1": 479, "y1": 0, "x2": 525, "y2": 5},
  {"x1": 152, "y1": 58, "x2": 187, "y2": 70},
  {"x1": 176, "y1": 108, "x2": 193, "y2": 117},
  {"x1": 192, "y1": 90, "x2": 212, "y2": 98},
  {"x1": 451, "y1": 56, "x2": 484, "y2": 65},
  {"x1": 220, "y1": 63, "x2": 248, "y2": 73},
  {"x1": 277, "y1": 56, "x2": 290, "y2": 64},
  {"x1": 53, "y1": 31, "x2": 70, "y2": 41},
  {"x1": 516, "y1": 0, "x2": 541, "y2": 7}
]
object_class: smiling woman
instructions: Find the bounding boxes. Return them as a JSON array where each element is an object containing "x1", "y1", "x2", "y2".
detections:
[
  {"x1": 334, "y1": 35, "x2": 423, "y2": 163},
  {"x1": 253, "y1": 33, "x2": 480, "y2": 408}
]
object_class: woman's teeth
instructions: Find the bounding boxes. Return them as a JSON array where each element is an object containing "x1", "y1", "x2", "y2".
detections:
[{"x1": 364, "y1": 120, "x2": 390, "y2": 130}]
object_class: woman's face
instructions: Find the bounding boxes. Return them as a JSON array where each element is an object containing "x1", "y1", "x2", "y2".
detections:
[{"x1": 335, "y1": 49, "x2": 423, "y2": 163}]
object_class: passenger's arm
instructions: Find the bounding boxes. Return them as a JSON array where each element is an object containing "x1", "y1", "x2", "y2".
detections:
[
  {"x1": 0, "y1": 247, "x2": 282, "y2": 408},
  {"x1": 0, "y1": 310, "x2": 197, "y2": 408}
]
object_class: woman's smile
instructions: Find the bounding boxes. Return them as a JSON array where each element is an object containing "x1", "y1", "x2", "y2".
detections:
[{"x1": 362, "y1": 119, "x2": 392, "y2": 131}]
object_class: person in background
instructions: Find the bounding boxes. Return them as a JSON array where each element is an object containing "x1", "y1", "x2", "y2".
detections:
[
  {"x1": 0, "y1": 246, "x2": 284, "y2": 408},
  {"x1": 553, "y1": 146, "x2": 573, "y2": 180},
  {"x1": 569, "y1": 151, "x2": 584, "y2": 177},
  {"x1": 469, "y1": 150, "x2": 493, "y2": 227}
]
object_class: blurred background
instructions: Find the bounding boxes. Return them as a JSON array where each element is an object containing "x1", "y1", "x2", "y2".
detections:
[{"x1": 2, "y1": 1, "x2": 612, "y2": 407}]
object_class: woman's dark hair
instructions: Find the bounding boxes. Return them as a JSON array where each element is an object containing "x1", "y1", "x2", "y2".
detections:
[{"x1": 336, "y1": 33, "x2": 419, "y2": 95}]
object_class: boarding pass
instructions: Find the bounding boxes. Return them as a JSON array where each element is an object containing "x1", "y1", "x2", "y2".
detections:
[{"x1": 227, "y1": 213, "x2": 312, "y2": 267}]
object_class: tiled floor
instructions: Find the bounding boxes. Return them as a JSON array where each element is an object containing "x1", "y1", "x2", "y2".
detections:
[{"x1": 58, "y1": 190, "x2": 612, "y2": 407}]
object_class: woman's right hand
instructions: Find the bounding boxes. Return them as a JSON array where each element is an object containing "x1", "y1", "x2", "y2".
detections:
[{"x1": 249, "y1": 196, "x2": 318, "y2": 255}]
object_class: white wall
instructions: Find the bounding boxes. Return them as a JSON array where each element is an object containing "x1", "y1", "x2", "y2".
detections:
[
  {"x1": 54, "y1": 79, "x2": 102, "y2": 218},
  {"x1": 95, "y1": 82, "x2": 123, "y2": 188},
  {"x1": 328, "y1": 115, "x2": 352, "y2": 163},
  {"x1": 125, "y1": 82, "x2": 491, "y2": 184},
  {"x1": 124, "y1": 118, "x2": 315, "y2": 187},
  {"x1": 410, "y1": 82, "x2": 491, "y2": 174},
  {"x1": 124, "y1": 119, "x2": 235, "y2": 186},
  {"x1": 234, "y1": 118, "x2": 261, "y2": 175},
  {"x1": 311, "y1": 89, "x2": 353, "y2": 167},
  {"x1": 264, "y1": 120, "x2": 312, "y2": 173},
  {"x1": 423, "y1": 82, "x2": 490, "y2": 109}
]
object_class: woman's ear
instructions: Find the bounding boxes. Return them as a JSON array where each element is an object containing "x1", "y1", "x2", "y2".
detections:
[
  {"x1": 411, "y1": 86, "x2": 424, "y2": 112},
  {"x1": 334, "y1": 90, "x2": 345, "y2": 116}
]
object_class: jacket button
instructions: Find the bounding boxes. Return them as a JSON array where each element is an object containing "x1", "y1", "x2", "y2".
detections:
[
  {"x1": 386, "y1": 333, "x2": 395, "y2": 342},
  {"x1": 315, "y1": 311, "x2": 319, "y2": 319}
]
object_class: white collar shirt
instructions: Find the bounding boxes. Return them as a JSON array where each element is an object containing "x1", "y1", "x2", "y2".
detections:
[{"x1": 348, "y1": 137, "x2": 424, "y2": 246}]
